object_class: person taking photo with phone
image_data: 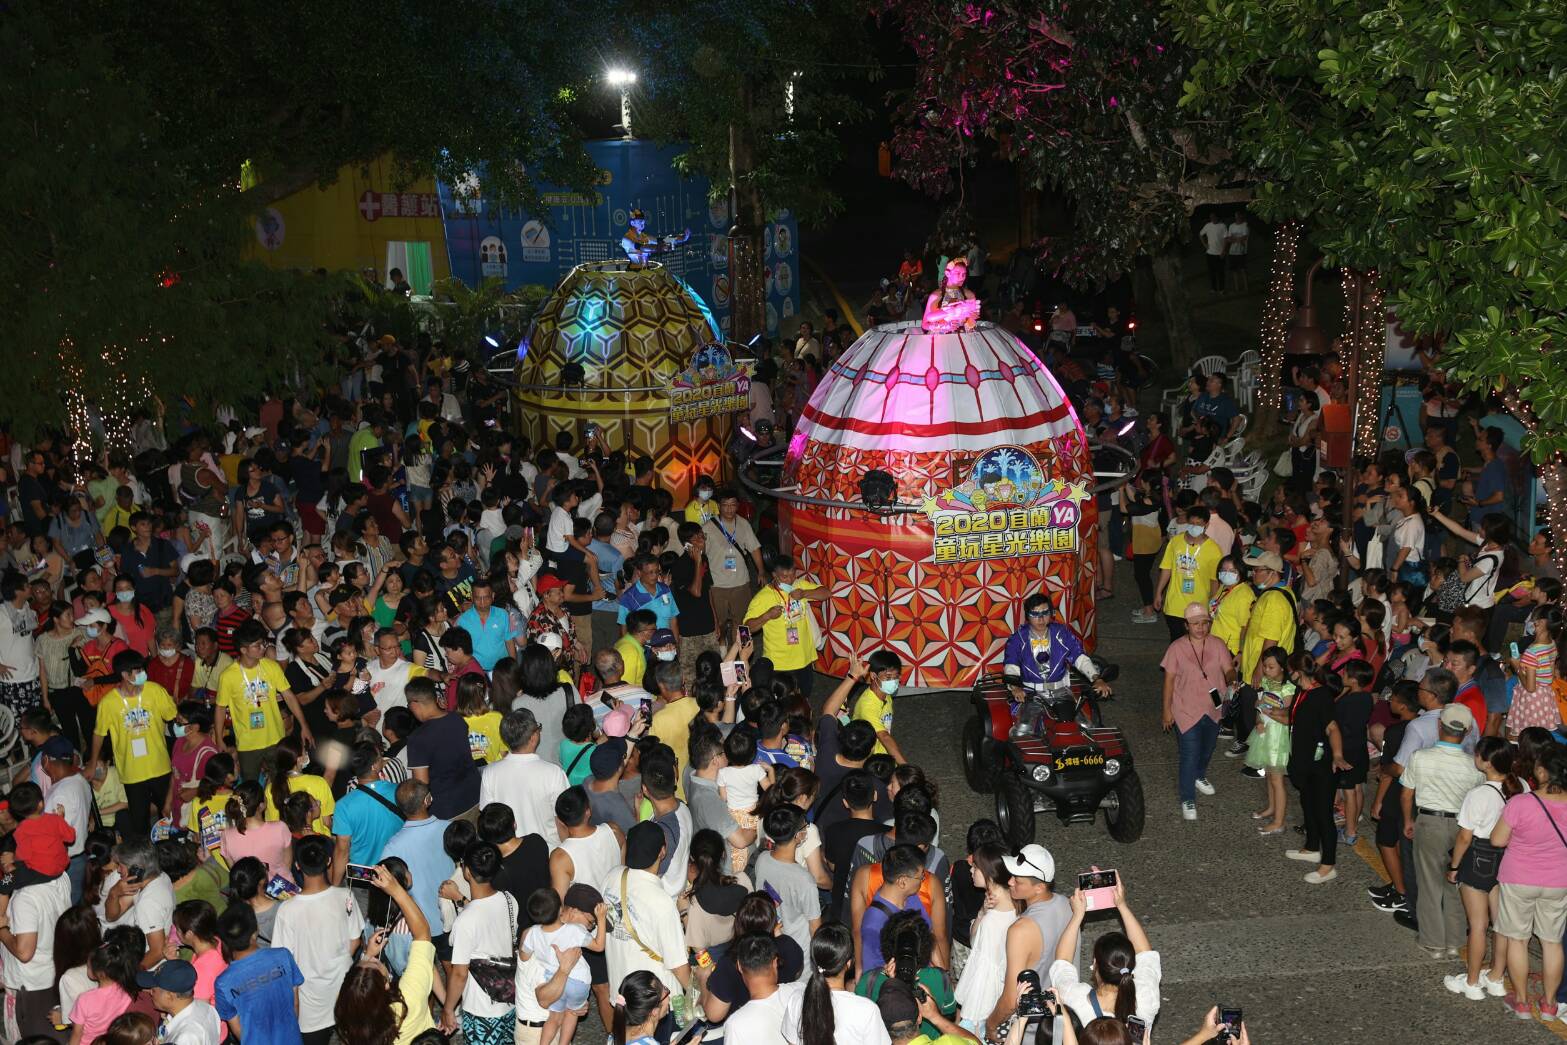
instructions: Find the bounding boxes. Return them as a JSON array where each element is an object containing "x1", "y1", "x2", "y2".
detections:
[{"x1": 1047, "y1": 873, "x2": 1161, "y2": 1030}]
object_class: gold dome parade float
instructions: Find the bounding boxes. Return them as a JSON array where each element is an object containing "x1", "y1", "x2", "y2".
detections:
[{"x1": 513, "y1": 259, "x2": 741, "y2": 503}]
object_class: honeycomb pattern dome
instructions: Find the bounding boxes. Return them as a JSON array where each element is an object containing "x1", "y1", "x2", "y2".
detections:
[{"x1": 514, "y1": 262, "x2": 728, "y2": 503}]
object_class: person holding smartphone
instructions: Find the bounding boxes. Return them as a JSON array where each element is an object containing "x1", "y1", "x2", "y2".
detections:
[{"x1": 1047, "y1": 875, "x2": 1160, "y2": 1030}]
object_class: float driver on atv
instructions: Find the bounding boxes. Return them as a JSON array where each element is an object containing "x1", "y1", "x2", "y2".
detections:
[{"x1": 1002, "y1": 593, "x2": 1111, "y2": 737}]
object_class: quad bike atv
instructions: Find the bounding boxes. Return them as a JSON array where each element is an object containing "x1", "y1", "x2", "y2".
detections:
[{"x1": 961, "y1": 660, "x2": 1146, "y2": 847}]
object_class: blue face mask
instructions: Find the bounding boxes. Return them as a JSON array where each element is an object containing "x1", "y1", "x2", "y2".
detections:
[
  {"x1": 777, "y1": 582, "x2": 794, "y2": 594},
  {"x1": 879, "y1": 679, "x2": 898, "y2": 696},
  {"x1": 84, "y1": 626, "x2": 100, "y2": 639},
  {"x1": 115, "y1": 591, "x2": 134, "y2": 604},
  {"x1": 172, "y1": 723, "x2": 187, "y2": 738},
  {"x1": 1186, "y1": 524, "x2": 1206, "y2": 538},
  {"x1": 131, "y1": 670, "x2": 148, "y2": 687}
]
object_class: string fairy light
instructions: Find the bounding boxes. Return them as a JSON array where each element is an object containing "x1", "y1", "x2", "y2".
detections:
[
  {"x1": 1258, "y1": 221, "x2": 1300, "y2": 410},
  {"x1": 1354, "y1": 272, "x2": 1385, "y2": 456}
]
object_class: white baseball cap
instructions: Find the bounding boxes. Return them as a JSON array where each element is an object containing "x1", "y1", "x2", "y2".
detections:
[{"x1": 1002, "y1": 844, "x2": 1055, "y2": 882}]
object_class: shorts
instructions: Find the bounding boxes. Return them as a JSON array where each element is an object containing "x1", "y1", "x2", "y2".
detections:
[
  {"x1": 1457, "y1": 839, "x2": 1502, "y2": 893},
  {"x1": 1335, "y1": 762, "x2": 1368, "y2": 788},
  {"x1": 1374, "y1": 786, "x2": 1405, "y2": 848},
  {"x1": 549, "y1": 977, "x2": 591, "y2": 1013},
  {"x1": 1496, "y1": 882, "x2": 1567, "y2": 942},
  {"x1": 585, "y1": 946, "x2": 608, "y2": 985}
]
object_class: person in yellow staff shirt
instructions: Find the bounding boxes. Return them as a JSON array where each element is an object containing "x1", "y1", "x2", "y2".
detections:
[
  {"x1": 1153, "y1": 505, "x2": 1223, "y2": 642},
  {"x1": 86, "y1": 650, "x2": 179, "y2": 840},
  {"x1": 261, "y1": 736, "x2": 335, "y2": 835},
  {"x1": 1237, "y1": 550, "x2": 1299, "y2": 686},
  {"x1": 213, "y1": 620, "x2": 315, "y2": 782},
  {"x1": 614, "y1": 610, "x2": 656, "y2": 689},
  {"x1": 851, "y1": 650, "x2": 908, "y2": 762},
  {"x1": 743, "y1": 556, "x2": 832, "y2": 695},
  {"x1": 683, "y1": 476, "x2": 719, "y2": 525},
  {"x1": 1208, "y1": 554, "x2": 1256, "y2": 659}
]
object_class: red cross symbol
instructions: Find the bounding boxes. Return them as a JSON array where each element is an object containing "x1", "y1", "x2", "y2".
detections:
[{"x1": 358, "y1": 190, "x2": 382, "y2": 222}]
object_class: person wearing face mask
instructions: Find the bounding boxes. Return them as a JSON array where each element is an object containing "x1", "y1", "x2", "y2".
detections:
[
  {"x1": 72, "y1": 607, "x2": 132, "y2": 718},
  {"x1": 684, "y1": 476, "x2": 719, "y2": 525},
  {"x1": 167, "y1": 702, "x2": 221, "y2": 829},
  {"x1": 145, "y1": 625, "x2": 194, "y2": 700},
  {"x1": 852, "y1": 650, "x2": 909, "y2": 763},
  {"x1": 744, "y1": 557, "x2": 832, "y2": 696},
  {"x1": 1152, "y1": 507, "x2": 1223, "y2": 641},
  {"x1": 86, "y1": 650, "x2": 179, "y2": 839},
  {"x1": 107, "y1": 577, "x2": 157, "y2": 657}
]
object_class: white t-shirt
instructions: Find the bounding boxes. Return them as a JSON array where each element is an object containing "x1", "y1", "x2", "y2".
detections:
[
  {"x1": 104, "y1": 873, "x2": 176, "y2": 940},
  {"x1": 1226, "y1": 221, "x2": 1249, "y2": 255},
  {"x1": 58, "y1": 963, "x2": 93, "y2": 1020},
  {"x1": 1393, "y1": 513, "x2": 1426, "y2": 565},
  {"x1": 51, "y1": 772, "x2": 93, "y2": 857},
  {"x1": 271, "y1": 887, "x2": 364, "y2": 1031},
  {"x1": 604, "y1": 866, "x2": 686, "y2": 991},
  {"x1": 1, "y1": 874, "x2": 70, "y2": 990},
  {"x1": 725, "y1": 988, "x2": 791, "y2": 1045},
  {"x1": 0, "y1": 603, "x2": 39, "y2": 684},
  {"x1": 1049, "y1": 951, "x2": 1163, "y2": 1029},
  {"x1": 717, "y1": 763, "x2": 769, "y2": 811},
  {"x1": 546, "y1": 505, "x2": 574, "y2": 554},
  {"x1": 1200, "y1": 221, "x2": 1227, "y2": 256},
  {"x1": 522, "y1": 921, "x2": 591, "y2": 984},
  {"x1": 366, "y1": 658, "x2": 421, "y2": 716},
  {"x1": 1458, "y1": 780, "x2": 1508, "y2": 840},
  {"x1": 1465, "y1": 549, "x2": 1503, "y2": 608},
  {"x1": 452, "y1": 891, "x2": 518, "y2": 1019},
  {"x1": 163, "y1": 999, "x2": 224, "y2": 1045},
  {"x1": 778, "y1": 982, "x2": 891, "y2": 1045}
]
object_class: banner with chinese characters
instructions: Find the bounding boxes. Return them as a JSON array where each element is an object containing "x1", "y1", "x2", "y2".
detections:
[
  {"x1": 920, "y1": 445, "x2": 1089, "y2": 564},
  {"x1": 667, "y1": 344, "x2": 753, "y2": 424}
]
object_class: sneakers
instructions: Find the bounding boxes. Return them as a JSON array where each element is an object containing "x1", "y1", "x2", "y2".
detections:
[
  {"x1": 1285, "y1": 849, "x2": 1322, "y2": 862},
  {"x1": 1194, "y1": 777, "x2": 1216, "y2": 796},
  {"x1": 1371, "y1": 890, "x2": 1409, "y2": 913},
  {"x1": 1224, "y1": 742, "x2": 1249, "y2": 758},
  {"x1": 1477, "y1": 970, "x2": 1508, "y2": 997},
  {"x1": 1393, "y1": 910, "x2": 1419, "y2": 932},
  {"x1": 1218, "y1": 724, "x2": 1237, "y2": 739},
  {"x1": 1541, "y1": 1003, "x2": 1562, "y2": 1022},
  {"x1": 1444, "y1": 974, "x2": 1485, "y2": 1000},
  {"x1": 1368, "y1": 882, "x2": 1398, "y2": 900},
  {"x1": 1304, "y1": 868, "x2": 1338, "y2": 884},
  {"x1": 1240, "y1": 766, "x2": 1264, "y2": 779},
  {"x1": 1131, "y1": 609, "x2": 1159, "y2": 624},
  {"x1": 1507, "y1": 999, "x2": 1534, "y2": 1021},
  {"x1": 1181, "y1": 801, "x2": 1197, "y2": 821}
]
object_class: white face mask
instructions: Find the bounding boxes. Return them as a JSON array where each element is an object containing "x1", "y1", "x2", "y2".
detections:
[
  {"x1": 158, "y1": 647, "x2": 178, "y2": 660},
  {"x1": 1186, "y1": 524, "x2": 1206, "y2": 538},
  {"x1": 697, "y1": 489, "x2": 713, "y2": 502},
  {"x1": 1218, "y1": 570, "x2": 1240, "y2": 586},
  {"x1": 655, "y1": 650, "x2": 677, "y2": 662}
]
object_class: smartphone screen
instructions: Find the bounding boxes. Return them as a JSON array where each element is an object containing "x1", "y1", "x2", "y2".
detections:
[
  {"x1": 345, "y1": 863, "x2": 378, "y2": 883},
  {"x1": 1126, "y1": 1016, "x2": 1147, "y2": 1045},
  {"x1": 737, "y1": 625, "x2": 751, "y2": 646},
  {"x1": 1219, "y1": 1007, "x2": 1243, "y2": 1031}
]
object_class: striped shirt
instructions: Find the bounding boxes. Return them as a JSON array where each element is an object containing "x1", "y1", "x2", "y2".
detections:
[{"x1": 1522, "y1": 642, "x2": 1557, "y2": 689}]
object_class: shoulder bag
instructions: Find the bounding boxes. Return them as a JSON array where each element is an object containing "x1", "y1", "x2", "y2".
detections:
[{"x1": 467, "y1": 891, "x2": 519, "y2": 1003}]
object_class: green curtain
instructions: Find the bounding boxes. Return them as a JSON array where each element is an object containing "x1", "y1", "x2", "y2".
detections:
[{"x1": 405, "y1": 241, "x2": 435, "y2": 295}]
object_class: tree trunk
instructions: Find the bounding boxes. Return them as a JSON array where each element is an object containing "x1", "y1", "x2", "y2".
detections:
[
  {"x1": 1150, "y1": 249, "x2": 1200, "y2": 374},
  {"x1": 727, "y1": 78, "x2": 766, "y2": 346}
]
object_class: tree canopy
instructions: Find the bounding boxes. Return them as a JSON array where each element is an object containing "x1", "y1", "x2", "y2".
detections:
[
  {"x1": 2, "y1": 0, "x2": 603, "y2": 440},
  {"x1": 879, "y1": 0, "x2": 1248, "y2": 357},
  {"x1": 1170, "y1": 0, "x2": 1567, "y2": 462}
]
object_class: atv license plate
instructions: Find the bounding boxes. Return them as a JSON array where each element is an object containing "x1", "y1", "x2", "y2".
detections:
[{"x1": 1055, "y1": 753, "x2": 1105, "y2": 769}]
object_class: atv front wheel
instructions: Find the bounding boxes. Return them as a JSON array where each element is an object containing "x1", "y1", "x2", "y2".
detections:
[
  {"x1": 1103, "y1": 770, "x2": 1147, "y2": 843},
  {"x1": 995, "y1": 769, "x2": 1037, "y2": 848},
  {"x1": 962, "y1": 716, "x2": 995, "y2": 794}
]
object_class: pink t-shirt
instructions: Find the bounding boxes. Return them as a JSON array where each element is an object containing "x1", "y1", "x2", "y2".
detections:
[
  {"x1": 192, "y1": 946, "x2": 229, "y2": 1004},
  {"x1": 70, "y1": 984, "x2": 134, "y2": 1042},
  {"x1": 1158, "y1": 634, "x2": 1234, "y2": 732},
  {"x1": 220, "y1": 820, "x2": 294, "y2": 882},
  {"x1": 1499, "y1": 793, "x2": 1567, "y2": 888},
  {"x1": 170, "y1": 736, "x2": 221, "y2": 824}
]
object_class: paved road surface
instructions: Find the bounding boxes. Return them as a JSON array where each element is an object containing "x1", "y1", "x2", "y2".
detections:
[{"x1": 898, "y1": 561, "x2": 1559, "y2": 1044}]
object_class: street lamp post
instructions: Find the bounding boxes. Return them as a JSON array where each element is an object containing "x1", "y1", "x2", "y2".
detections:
[{"x1": 606, "y1": 68, "x2": 637, "y2": 139}]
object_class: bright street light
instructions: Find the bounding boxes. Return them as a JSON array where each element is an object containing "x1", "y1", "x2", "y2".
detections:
[{"x1": 606, "y1": 68, "x2": 637, "y2": 138}]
